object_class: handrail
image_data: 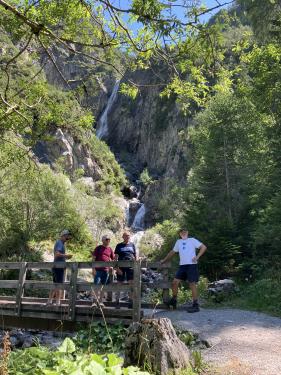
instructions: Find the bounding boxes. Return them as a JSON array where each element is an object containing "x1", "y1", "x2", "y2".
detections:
[{"x1": 0, "y1": 261, "x2": 172, "y2": 323}]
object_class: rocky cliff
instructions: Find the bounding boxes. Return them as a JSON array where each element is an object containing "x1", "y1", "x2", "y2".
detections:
[{"x1": 41, "y1": 51, "x2": 191, "y2": 226}]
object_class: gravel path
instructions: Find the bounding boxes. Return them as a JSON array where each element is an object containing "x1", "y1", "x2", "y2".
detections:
[{"x1": 145, "y1": 308, "x2": 281, "y2": 375}]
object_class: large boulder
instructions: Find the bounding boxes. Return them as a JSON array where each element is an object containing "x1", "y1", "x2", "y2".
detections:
[
  {"x1": 124, "y1": 318, "x2": 190, "y2": 375},
  {"x1": 208, "y1": 279, "x2": 236, "y2": 296}
]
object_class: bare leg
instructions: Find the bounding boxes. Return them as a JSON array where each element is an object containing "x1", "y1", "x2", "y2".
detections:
[
  {"x1": 189, "y1": 282, "x2": 198, "y2": 301},
  {"x1": 172, "y1": 278, "x2": 181, "y2": 298}
]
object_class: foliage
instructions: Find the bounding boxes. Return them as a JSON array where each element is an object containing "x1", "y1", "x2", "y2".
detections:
[
  {"x1": 8, "y1": 338, "x2": 151, "y2": 375},
  {"x1": 139, "y1": 168, "x2": 153, "y2": 187},
  {"x1": 210, "y1": 271, "x2": 281, "y2": 317},
  {"x1": 73, "y1": 323, "x2": 128, "y2": 354},
  {"x1": 85, "y1": 135, "x2": 127, "y2": 193},
  {"x1": 0, "y1": 139, "x2": 93, "y2": 259},
  {"x1": 144, "y1": 277, "x2": 208, "y2": 306},
  {"x1": 238, "y1": 0, "x2": 281, "y2": 42}
]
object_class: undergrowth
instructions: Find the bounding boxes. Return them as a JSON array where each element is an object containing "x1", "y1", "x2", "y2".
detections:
[
  {"x1": 73, "y1": 322, "x2": 127, "y2": 354},
  {"x1": 8, "y1": 337, "x2": 150, "y2": 375}
]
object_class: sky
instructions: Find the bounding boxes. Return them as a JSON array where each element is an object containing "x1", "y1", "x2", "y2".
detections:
[
  {"x1": 117, "y1": 0, "x2": 231, "y2": 23},
  {"x1": 112, "y1": 1, "x2": 232, "y2": 35}
]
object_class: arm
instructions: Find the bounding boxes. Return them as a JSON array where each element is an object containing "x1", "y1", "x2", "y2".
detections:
[
  {"x1": 114, "y1": 251, "x2": 123, "y2": 275},
  {"x1": 192, "y1": 244, "x2": 207, "y2": 263},
  {"x1": 133, "y1": 244, "x2": 138, "y2": 261},
  {"x1": 91, "y1": 248, "x2": 98, "y2": 276},
  {"x1": 91, "y1": 255, "x2": 97, "y2": 276},
  {"x1": 160, "y1": 250, "x2": 176, "y2": 264},
  {"x1": 54, "y1": 251, "x2": 72, "y2": 260}
]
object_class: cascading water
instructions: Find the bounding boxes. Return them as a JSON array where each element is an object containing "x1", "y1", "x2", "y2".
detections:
[
  {"x1": 131, "y1": 203, "x2": 146, "y2": 231},
  {"x1": 96, "y1": 81, "x2": 120, "y2": 139},
  {"x1": 97, "y1": 81, "x2": 147, "y2": 250},
  {"x1": 131, "y1": 203, "x2": 146, "y2": 256}
]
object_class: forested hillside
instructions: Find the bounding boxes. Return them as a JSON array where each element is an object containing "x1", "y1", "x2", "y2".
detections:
[{"x1": 0, "y1": 0, "x2": 281, "y2": 297}]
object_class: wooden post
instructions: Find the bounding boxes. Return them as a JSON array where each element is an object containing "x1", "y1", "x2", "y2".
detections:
[
  {"x1": 15, "y1": 262, "x2": 27, "y2": 316},
  {"x1": 106, "y1": 273, "x2": 113, "y2": 302},
  {"x1": 162, "y1": 264, "x2": 170, "y2": 304},
  {"x1": 132, "y1": 260, "x2": 141, "y2": 322},
  {"x1": 68, "y1": 262, "x2": 78, "y2": 321}
]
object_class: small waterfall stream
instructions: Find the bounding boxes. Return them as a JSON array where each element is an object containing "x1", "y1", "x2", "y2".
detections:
[
  {"x1": 96, "y1": 80, "x2": 147, "y2": 250},
  {"x1": 96, "y1": 81, "x2": 120, "y2": 139},
  {"x1": 131, "y1": 204, "x2": 146, "y2": 231}
]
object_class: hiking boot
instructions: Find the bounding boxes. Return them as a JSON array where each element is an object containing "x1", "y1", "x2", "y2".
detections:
[
  {"x1": 186, "y1": 303, "x2": 200, "y2": 313},
  {"x1": 167, "y1": 297, "x2": 177, "y2": 309}
]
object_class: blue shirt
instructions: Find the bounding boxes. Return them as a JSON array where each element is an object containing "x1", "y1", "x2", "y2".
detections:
[
  {"x1": 115, "y1": 242, "x2": 136, "y2": 261},
  {"x1": 54, "y1": 239, "x2": 65, "y2": 262}
]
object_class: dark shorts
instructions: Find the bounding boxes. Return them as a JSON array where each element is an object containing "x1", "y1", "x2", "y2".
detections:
[
  {"x1": 52, "y1": 268, "x2": 65, "y2": 283},
  {"x1": 117, "y1": 267, "x2": 134, "y2": 282},
  {"x1": 175, "y1": 264, "x2": 199, "y2": 283},
  {"x1": 94, "y1": 270, "x2": 110, "y2": 285}
]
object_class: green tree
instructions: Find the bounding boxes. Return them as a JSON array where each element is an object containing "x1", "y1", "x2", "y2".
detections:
[
  {"x1": 183, "y1": 93, "x2": 269, "y2": 278},
  {"x1": 0, "y1": 138, "x2": 91, "y2": 259}
]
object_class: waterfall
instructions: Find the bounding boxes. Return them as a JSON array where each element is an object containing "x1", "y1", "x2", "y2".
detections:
[
  {"x1": 96, "y1": 80, "x2": 120, "y2": 139},
  {"x1": 131, "y1": 230, "x2": 145, "y2": 257},
  {"x1": 131, "y1": 204, "x2": 146, "y2": 231}
]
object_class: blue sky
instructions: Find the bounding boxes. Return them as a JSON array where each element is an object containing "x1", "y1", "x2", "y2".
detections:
[
  {"x1": 118, "y1": 1, "x2": 231, "y2": 23},
  {"x1": 114, "y1": 1, "x2": 232, "y2": 35}
]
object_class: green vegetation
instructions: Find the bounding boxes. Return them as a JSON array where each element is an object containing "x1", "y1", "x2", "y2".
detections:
[
  {"x1": 208, "y1": 273, "x2": 281, "y2": 317},
  {"x1": 8, "y1": 338, "x2": 150, "y2": 375},
  {"x1": 74, "y1": 323, "x2": 128, "y2": 354},
  {"x1": 0, "y1": 139, "x2": 90, "y2": 259}
]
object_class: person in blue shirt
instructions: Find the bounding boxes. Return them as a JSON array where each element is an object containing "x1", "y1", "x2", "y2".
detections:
[
  {"x1": 115, "y1": 232, "x2": 137, "y2": 308},
  {"x1": 47, "y1": 230, "x2": 73, "y2": 305}
]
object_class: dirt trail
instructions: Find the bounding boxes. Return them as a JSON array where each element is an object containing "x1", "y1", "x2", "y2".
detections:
[{"x1": 145, "y1": 308, "x2": 281, "y2": 375}]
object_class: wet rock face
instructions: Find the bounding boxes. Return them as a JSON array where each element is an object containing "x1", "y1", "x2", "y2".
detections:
[{"x1": 105, "y1": 69, "x2": 190, "y2": 182}]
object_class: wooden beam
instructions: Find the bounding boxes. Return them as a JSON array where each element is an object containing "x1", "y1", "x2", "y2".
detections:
[
  {"x1": 76, "y1": 283, "x2": 132, "y2": 292},
  {"x1": 142, "y1": 281, "x2": 171, "y2": 289},
  {"x1": 0, "y1": 280, "x2": 18, "y2": 288},
  {"x1": 132, "y1": 260, "x2": 141, "y2": 322},
  {"x1": 15, "y1": 262, "x2": 27, "y2": 316},
  {"x1": 24, "y1": 281, "x2": 70, "y2": 290},
  {"x1": 0, "y1": 263, "x2": 21, "y2": 269},
  {"x1": 68, "y1": 263, "x2": 78, "y2": 321}
]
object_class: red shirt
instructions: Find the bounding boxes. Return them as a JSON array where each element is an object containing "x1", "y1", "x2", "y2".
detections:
[{"x1": 92, "y1": 245, "x2": 114, "y2": 271}]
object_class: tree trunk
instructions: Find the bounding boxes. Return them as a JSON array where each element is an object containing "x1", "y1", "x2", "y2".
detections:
[{"x1": 124, "y1": 318, "x2": 190, "y2": 375}]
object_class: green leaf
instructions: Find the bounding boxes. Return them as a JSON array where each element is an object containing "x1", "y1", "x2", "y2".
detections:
[{"x1": 58, "y1": 338, "x2": 76, "y2": 354}]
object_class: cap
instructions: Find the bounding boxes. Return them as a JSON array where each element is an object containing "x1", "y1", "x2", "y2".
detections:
[
  {"x1": 61, "y1": 229, "x2": 71, "y2": 237},
  {"x1": 102, "y1": 235, "x2": 111, "y2": 241}
]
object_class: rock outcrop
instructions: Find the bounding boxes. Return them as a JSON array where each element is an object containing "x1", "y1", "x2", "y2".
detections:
[{"x1": 34, "y1": 128, "x2": 102, "y2": 180}]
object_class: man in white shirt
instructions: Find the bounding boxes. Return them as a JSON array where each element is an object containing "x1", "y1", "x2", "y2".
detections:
[{"x1": 161, "y1": 229, "x2": 207, "y2": 313}]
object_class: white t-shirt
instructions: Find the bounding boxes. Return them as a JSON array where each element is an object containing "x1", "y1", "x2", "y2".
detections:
[{"x1": 173, "y1": 238, "x2": 202, "y2": 265}]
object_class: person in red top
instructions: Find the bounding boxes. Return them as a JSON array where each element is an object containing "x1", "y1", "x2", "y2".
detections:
[{"x1": 91, "y1": 235, "x2": 114, "y2": 307}]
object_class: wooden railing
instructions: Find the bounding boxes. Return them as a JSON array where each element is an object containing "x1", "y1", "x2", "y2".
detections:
[{"x1": 0, "y1": 261, "x2": 171, "y2": 324}]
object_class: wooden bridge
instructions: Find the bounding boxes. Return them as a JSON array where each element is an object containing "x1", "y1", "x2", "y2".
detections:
[{"x1": 0, "y1": 261, "x2": 171, "y2": 330}]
